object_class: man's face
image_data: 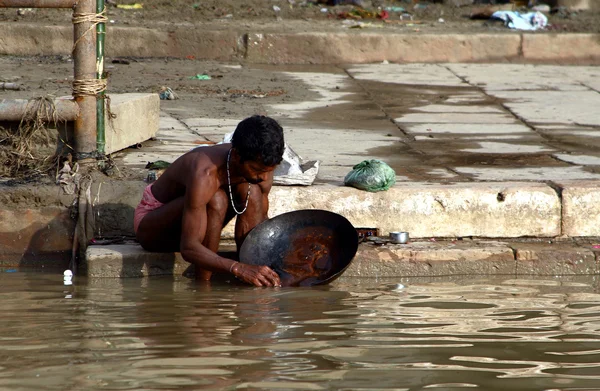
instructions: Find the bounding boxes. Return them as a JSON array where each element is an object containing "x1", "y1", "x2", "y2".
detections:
[{"x1": 240, "y1": 160, "x2": 277, "y2": 184}]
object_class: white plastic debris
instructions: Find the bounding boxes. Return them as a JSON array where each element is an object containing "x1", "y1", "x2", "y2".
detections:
[
  {"x1": 63, "y1": 269, "x2": 73, "y2": 286},
  {"x1": 491, "y1": 10, "x2": 548, "y2": 31}
]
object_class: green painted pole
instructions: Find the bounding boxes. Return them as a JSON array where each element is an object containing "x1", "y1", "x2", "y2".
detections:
[{"x1": 96, "y1": 0, "x2": 106, "y2": 156}]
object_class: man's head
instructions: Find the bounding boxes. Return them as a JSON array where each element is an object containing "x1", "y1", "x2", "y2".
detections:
[
  {"x1": 232, "y1": 115, "x2": 284, "y2": 166},
  {"x1": 231, "y1": 115, "x2": 285, "y2": 184}
]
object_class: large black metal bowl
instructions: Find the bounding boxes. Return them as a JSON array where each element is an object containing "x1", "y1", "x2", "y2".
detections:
[{"x1": 239, "y1": 209, "x2": 359, "y2": 287}]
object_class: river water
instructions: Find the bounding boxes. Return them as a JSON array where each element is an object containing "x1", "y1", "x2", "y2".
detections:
[{"x1": 1, "y1": 273, "x2": 600, "y2": 390}]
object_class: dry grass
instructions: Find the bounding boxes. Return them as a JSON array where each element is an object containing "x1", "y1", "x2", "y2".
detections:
[{"x1": 0, "y1": 96, "x2": 67, "y2": 179}]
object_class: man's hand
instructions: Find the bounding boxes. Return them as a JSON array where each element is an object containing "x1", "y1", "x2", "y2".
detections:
[{"x1": 232, "y1": 262, "x2": 281, "y2": 287}]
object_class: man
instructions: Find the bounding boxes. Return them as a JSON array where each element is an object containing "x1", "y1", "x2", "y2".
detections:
[{"x1": 134, "y1": 115, "x2": 284, "y2": 287}]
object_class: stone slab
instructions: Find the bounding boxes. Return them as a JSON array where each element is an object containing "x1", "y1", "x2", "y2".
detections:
[
  {"x1": 491, "y1": 90, "x2": 600, "y2": 127},
  {"x1": 403, "y1": 123, "x2": 534, "y2": 135},
  {"x1": 104, "y1": 93, "x2": 160, "y2": 155},
  {"x1": 0, "y1": 24, "x2": 71, "y2": 56},
  {"x1": 106, "y1": 27, "x2": 241, "y2": 60},
  {"x1": 555, "y1": 180, "x2": 600, "y2": 237},
  {"x1": 347, "y1": 64, "x2": 466, "y2": 87},
  {"x1": 246, "y1": 33, "x2": 521, "y2": 64},
  {"x1": 344, "y1": 241, "x2": 516, "y2": 277},
  {"x1": 512, "y1": 243, "x2": 597, "y2": 275},
  {"x1": 394, "y1": 113, "x2": 517, "y2": 124},
  {"x1": 523, "y1": 34, "x2": 600, "y2": 63},
  {"x1": 553, "y1": 154, "x2": 600, "y2": 166},
  {"x1": 85, "y1": 241, "x2": 520, "y2": 278},
  {"x1": 446, "y1": 63, "x2": 590, "y2": 91},
  {"x1": 260, "y1": 182, "x2": 562, "y2": 238}
]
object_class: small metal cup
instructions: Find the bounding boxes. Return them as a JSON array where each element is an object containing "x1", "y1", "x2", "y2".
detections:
[{"x1": 390, "y1": 231, "x2": 409, "y2": 244}]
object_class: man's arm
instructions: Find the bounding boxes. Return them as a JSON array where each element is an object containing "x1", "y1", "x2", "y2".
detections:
[{"x1": 179, "y1": 172, "x2": 232, "y2": 274}]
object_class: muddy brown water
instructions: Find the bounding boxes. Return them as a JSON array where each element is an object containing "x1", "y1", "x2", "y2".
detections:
[{"x1": 2, "y1": 272, "x2": 600, "y2": 390}]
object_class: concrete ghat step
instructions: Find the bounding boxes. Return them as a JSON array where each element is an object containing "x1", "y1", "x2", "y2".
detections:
[
  {"x1": 84, "y1": 241, "x2": 600, "y2": 279},
  {"x1": 1, "y1": 24, "x2": 599, "y2": 64}
]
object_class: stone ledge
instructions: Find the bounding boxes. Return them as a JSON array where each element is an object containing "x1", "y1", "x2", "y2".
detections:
[
  {"x1": 511, "y1": 242, "x2": 597, "y2": 275},
  {"x1": 523, "y1": 34, "x2": 600, "y2": 63},
  {"x1": 245, "y1": 33, "x2": 521, "y2": 64},
  {"x1": 346, "y1": 241, "x2": 516, "y2": 278},
  {"x1": 84, "y1": 240, "x2": 600, "y2": 279},
  {"x1": 263, "y1": 182, "x2": 562, "y2": 239},
  {"x1": 1, "y1": 23, "x2": 599, "y2": 65}
]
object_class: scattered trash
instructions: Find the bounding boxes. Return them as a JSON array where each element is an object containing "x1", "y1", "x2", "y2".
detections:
[
  {"x1": 390, "y1": 231, "x2": 409, "y2": 244},
  {"x1": 320, "y1": 0, "x2": 365, "y2": 5},
  {"x1": 336, "y1": 8, "x2": 389, "y2": 20},
  {"x1": 273, "y1": 5, "x2": 281, "y2": 12},
  {"x1": 0, "y1": 82, "x2": 20, "y2": 90},
  {"x1": 189, "y1": 74, "x2": 212, "y2": 80},
  {"x1": 56, "y1": 161, "x2": 81, "y2": 195},
  {"x1": 272, "y1": 144, "x2": 320, "y2": 186},
  {"x1": 593, "y1": 245, "x2": 600, "y2": 249},
  {"x1": 384, "y1": 6, "x2": 405, "y2": 13},
  {"x1": 491, "y1": 11, "x2": 548, "y2": 30},
  {"x1": 344, "y1": 159, "x2": 396, "y2": 192},
  {"x1": 145, "y1": 161, "x2": 170, "y2": 182},
  {"x1": 320, "y1": 7, "x2": 328, "y2": 13},
  {"x1": 146, "y1": 171, "x2": 158, "y2": 183},
  {"x1": 381, "y1": 59, "x2": 389, "y2": 64},
  {"x1": 145, "y1": 160, "x2": 171, "y2": 170},
  {"x1": 3, "y1": 269, "x2": 17, "y2": 273},
  {"x1": 17, "y1": 8, "x2": 35, "y2": 16},
  {"x1": 438, "y1": 18, "x2": 445, "y2": 23},
  {"x1": 116, "y1": 3, "x2": 143, "y2": 9},
  {"x1": 111, "y1": 58, "x2": 130, "y2": 65},
  {"x1": 159, "y1": 86, "x2": 178, "y2": 100}
]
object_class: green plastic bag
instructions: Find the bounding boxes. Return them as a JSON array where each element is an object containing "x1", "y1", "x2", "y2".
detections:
[{"x1": 344, "y1": 159, "x2": 396, "y2": 192}]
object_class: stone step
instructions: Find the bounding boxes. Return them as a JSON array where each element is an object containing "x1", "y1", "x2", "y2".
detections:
[{"x1": 84, "y1": 239, "x2": 600, "y2": 279}]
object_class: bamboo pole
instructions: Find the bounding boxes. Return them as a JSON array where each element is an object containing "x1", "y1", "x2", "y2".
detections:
[
  {"x1": 73, "y1": 0, "x2": 97, "y2": 160},
  {"x1": 0, "y1": 99, "x2": 79, "y2": 121},
  {"x1": 96, "y1": 0, "x2": 106, "y2": 156}
]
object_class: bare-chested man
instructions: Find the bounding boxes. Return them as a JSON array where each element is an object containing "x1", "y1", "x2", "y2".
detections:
[{"x1": 134, "y1": 115, "x2": 284, "y2": 287}]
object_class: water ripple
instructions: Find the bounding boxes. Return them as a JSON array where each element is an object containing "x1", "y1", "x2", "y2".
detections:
[{"x1": 1, "y1": 274, "x2": 600, "y2": 390}]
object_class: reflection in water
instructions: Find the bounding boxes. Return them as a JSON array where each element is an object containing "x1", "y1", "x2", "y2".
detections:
[{"x1": 0, "y1": 274, "x2": 600, "y2": 390}]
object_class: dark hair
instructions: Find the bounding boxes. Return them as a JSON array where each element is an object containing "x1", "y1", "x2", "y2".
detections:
[{"x1": 231, "y1": 115, "x2": 284, "y2": 166}]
